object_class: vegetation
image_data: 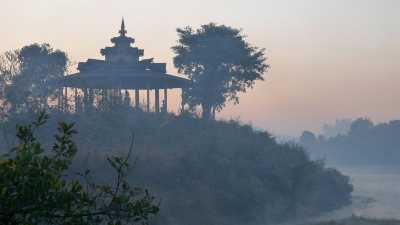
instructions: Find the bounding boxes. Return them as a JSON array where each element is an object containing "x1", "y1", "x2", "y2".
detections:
[
  {"x1": 0, "y1": 43, "x2": 69, "y2": 115},
  {"x1": 0, "y1": 109, "x2": 353, "y2": 225},
  {"x1": 172, "y1": 23, "x2": 269, "y2": 119},
  {"x1": 321, "y1": 119, "x2": 352, "y2": 138},
  {"x1": 0, "y1": 112, "x2": 159, "y2": 225},
  {"x1": 0, "y1": 43, "x2": 353, "y2": 225},
  {"x1": 309, "y1": 217, "x2": 400, "y2": 225},
  {"x1": 300, "y1": 118, "x2": 400, "y2": 165}
]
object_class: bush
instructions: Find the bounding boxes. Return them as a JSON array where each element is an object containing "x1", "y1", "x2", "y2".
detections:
[
  {"x1": 0, "y1": 109, "x2": 353, "y2": 225},
  {"x1": 0, "y1": 112, "x2": 158, "y2": 225}
]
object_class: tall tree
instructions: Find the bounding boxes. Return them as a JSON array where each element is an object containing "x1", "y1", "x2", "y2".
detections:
[
  {"x1": 172, "y1": 23, "x2": 269, "y2": 119},
  {"x1": 0, "y1": 50, "x2": 20, "y2": 119},
  {"x1": 0, "y1": 43, "x2": 68, "y2": 114}
]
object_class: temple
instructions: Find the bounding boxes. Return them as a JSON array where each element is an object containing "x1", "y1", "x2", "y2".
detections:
[{"x1": 57, "y1": 19, "x2": 189, "y2": 113}]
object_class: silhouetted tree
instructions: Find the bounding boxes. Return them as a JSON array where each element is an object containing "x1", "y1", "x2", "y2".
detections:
[
  {"x1": 349, "y1": 118, "x2": 373, "y2": 136},
  {"x1": 172, "y1": 23, "x2": 269, "y2": 119},
  {"x1": 0, "y1": 50, "x2": 20, "y2": 119},
  {"x1": 0, "y1": 50, "x2": 20, "y2": 91},
  {"x1": 0, "y1": 43, "x2": 68, "y2": 114},
  {"x1": 300, "y1": 130, "x2": 317, "y2": 145},
  {"x1": 299, "y1": 117, "x2": 400, "y2": 165},
  {"x1": 322, "y1": 119, "x2": 352, "y2": 137}
]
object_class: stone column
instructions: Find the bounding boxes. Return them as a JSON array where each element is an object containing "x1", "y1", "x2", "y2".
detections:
[
  {"x1": 58, "y1": 88, "x2": 63, "y2": 111},
  {"x1": 155, "y1": 89, "x2": 160, "y2": 113},
  {"x1": 88, "y1": 89, "x2": 94, "y2": 111},
  {"x1": 64, "y1": 87, "x2": 68, "y2": 112},
  {"x1": 83, "y1": 88, "x2": 89, "y2": 112},
  {"x1": 146, "y1": 88, "x2": 150, "y2": 112},
  {"x1": 163, "y1": 88, "x2": 168, "y2": 113},
  {"x1": 135, "y1": 89, "x2": 140, "y2": 109},
  {"x1": 74, "y1": 88, "x2": 78, "y2": 113}
]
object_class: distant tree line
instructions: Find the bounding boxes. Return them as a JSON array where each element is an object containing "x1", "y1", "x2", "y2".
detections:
[{"x1": 300, "y1": 118, "x2": 400, "y2": 165}]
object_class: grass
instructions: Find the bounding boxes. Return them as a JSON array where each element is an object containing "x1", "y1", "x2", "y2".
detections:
[{"x1": 310, "y1": 216, "x2": 400, "y2": 225}]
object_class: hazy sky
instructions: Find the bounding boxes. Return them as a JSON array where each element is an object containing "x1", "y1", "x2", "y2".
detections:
[{"x1": 1, "y1": 0, "x2": 399, "y2": 136}]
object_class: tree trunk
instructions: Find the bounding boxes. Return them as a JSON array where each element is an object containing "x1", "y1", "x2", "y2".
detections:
[
  {"x1": 212, "y1": 107, "x2": 216, "y2": 120},
  {"x1": 201, "y1": 102, "x2": 212, "y2": 120}
]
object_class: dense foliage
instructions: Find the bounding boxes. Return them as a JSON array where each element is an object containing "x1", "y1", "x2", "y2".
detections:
[
  {"x1": 300, "y1": 118, "x2": 400, "y2": 165},
  {"x1": 0, "y1": 112, "x2": 159, "y2": 225},
  {"x1": 0, "y1": 44, "x2": 68, "y2": 115},
  {"x1": 172, "y1": 23, "x2": 269, "y2": 119},
  {"x1": 0, "y1": 109, "x2": 353, "y2": 225}
]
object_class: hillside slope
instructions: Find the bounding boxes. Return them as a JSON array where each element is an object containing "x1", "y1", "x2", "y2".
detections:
[{"x1": 0, "y1": 110, "x2": 354, "y2": 225}]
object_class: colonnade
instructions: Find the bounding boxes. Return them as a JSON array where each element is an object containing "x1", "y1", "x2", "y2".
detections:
[{"x1": 58, "y1": 87, "x2": 169, "y2": 113}]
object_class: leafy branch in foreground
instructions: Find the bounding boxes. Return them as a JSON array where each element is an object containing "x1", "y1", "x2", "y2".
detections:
[{"x1": 0, "y1": 112, "x2": 159, "y2": 225}]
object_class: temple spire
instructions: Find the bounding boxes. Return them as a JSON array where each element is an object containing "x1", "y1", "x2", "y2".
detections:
[{"x1": 119, "y1": 18, "x2": 127, "y2": 36}]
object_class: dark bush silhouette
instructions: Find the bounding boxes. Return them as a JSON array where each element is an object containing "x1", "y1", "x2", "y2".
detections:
[
  {"x1": 0, "y1": 112, "x2": 158, "y2": 225},
  {"x1": 0, "y1": 109, "x2": 353, "y2": 225},
  {"x1": 0, "y1": 44, "x2": 69, "y2": 114}
]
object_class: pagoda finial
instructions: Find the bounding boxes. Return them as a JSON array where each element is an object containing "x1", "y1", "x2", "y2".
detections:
[{"x1": 119, "y1": 18, "x2": 127, "y2": 36}]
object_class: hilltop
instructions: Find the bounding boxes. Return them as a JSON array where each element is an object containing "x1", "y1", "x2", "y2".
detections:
[{"x1": 0, "y1": 109, "x2": 353, "y2": 225}]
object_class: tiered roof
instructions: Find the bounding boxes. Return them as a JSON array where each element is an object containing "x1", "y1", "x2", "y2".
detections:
[{"x1": 58, "y1": 19, "x2": 189, "y2": 89}]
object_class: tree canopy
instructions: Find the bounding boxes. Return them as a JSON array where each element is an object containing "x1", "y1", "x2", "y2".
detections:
[
  {"x1": 0, "y1": 43, "x2": 68, "y2": 114},
  {"x1": 172, "y1": 23, "x2": 269, "y2": 119}
]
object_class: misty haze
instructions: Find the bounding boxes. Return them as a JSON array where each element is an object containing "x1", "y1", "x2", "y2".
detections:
[{"x1": 0, "y1": 1, "x2": 399, "y2": 225}]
